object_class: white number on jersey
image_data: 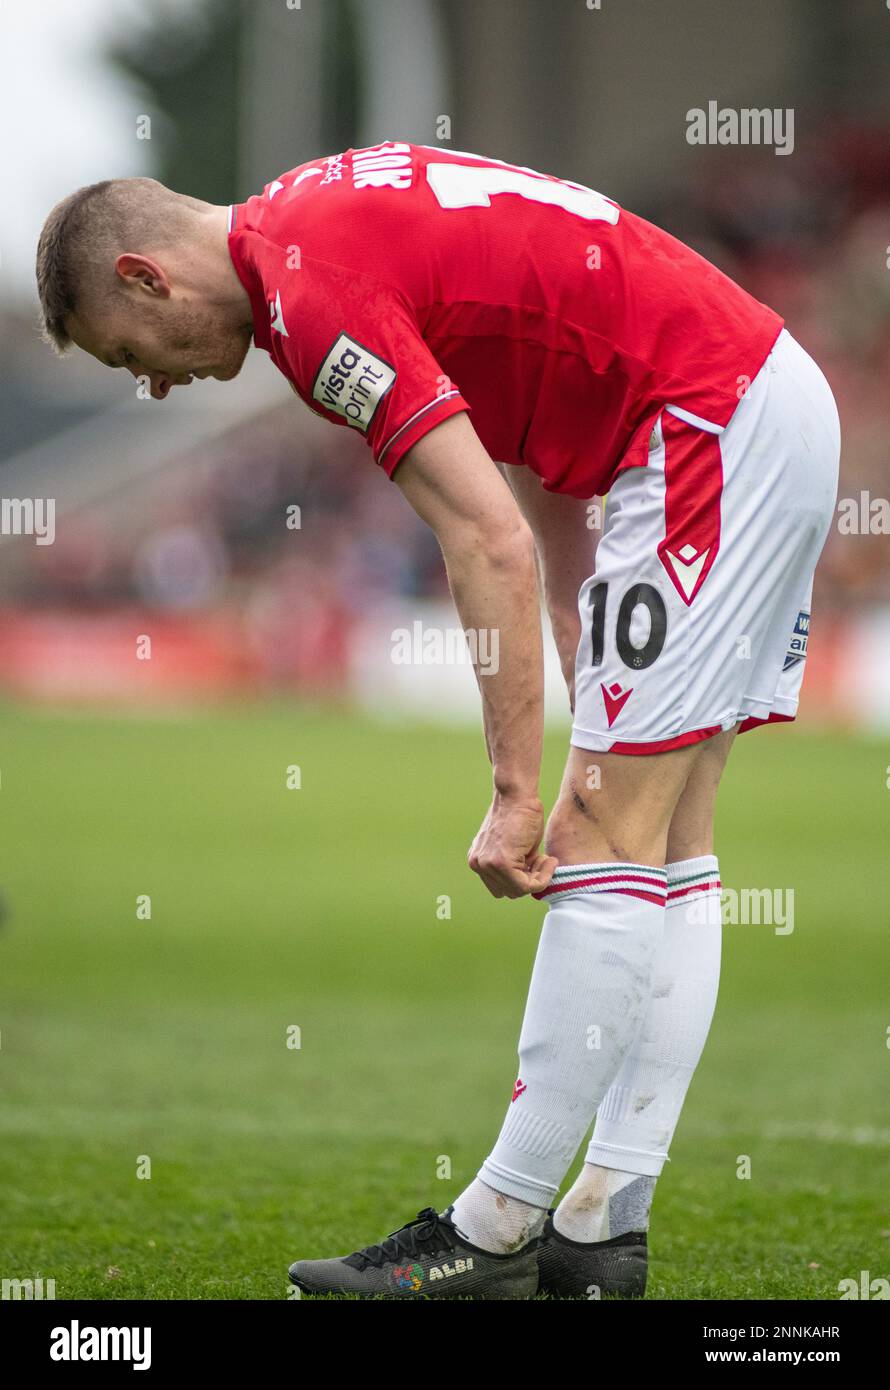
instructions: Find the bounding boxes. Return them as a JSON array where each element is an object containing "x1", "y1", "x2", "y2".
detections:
[{"x1": 424, "y1": 152, "x2": 619, "y2": 223}]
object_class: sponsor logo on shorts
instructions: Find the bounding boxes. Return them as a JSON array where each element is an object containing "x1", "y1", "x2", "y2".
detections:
[
  {"x1": 783, "y1": 609, "x2": 809, "y2": 671},
  {"x1": 312, "y1": 333, "x2": 396, "y2": 431}
]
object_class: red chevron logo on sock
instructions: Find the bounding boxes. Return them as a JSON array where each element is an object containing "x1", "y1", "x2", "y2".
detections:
[{"x1": 511, "y1": 1078, "x2": 527, "y2": 1103}]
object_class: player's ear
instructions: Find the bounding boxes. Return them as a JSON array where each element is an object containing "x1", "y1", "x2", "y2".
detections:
[{"x1": 114, "y1": 254, "x2": 171, "y2": 297}]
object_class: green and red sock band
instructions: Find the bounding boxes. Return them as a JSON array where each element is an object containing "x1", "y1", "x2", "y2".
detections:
[
  {"x1": 533, "y1": 863, "x2": 668, "y2": 907},
  {"x1": 665, "y1": 866, "x2": 722, "y2": 905}
]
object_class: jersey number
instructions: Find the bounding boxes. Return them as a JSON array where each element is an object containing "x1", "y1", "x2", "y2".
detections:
[
  {"x1": 589, "y1": 581, "x2": 667, "y2": 670},
  {"x1": 426, "y1": 158, "x2": 619, "y2": 224}
]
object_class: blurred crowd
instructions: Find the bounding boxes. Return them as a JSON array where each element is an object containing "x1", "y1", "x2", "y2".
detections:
[
  {"x1": 10, "y1": 122, "x2": 890, "y2": 659},
  {"x1": 12, "y1": 415, "x2": 450, "y2": 689},
  {"x1": 659, "y1": 119, "x2": 890, "y2": 610}
]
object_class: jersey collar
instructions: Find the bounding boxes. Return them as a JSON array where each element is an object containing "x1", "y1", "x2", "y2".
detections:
[{"x1": 227, "y1": 203, "x2": 273, "y2": 353}]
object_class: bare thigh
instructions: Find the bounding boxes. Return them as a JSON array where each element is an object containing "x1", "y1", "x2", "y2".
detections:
[
  {"x1": 665, "y1": 726, "x2": 738, "y2": 861},
  {"x1": 545, "y1": 727, "x2": 738, "y2": 869}
]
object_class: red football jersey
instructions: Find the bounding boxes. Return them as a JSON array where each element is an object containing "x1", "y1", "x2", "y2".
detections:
[{"x1": 227, "y1": 142, "x2": 783, "y2": 498}]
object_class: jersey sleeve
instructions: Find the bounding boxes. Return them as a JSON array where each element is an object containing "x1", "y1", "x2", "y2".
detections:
[{"x1": 276, "y1": 257, "x2": 471, "y2": 477}]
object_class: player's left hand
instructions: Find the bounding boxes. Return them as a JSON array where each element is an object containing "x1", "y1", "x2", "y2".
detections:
[{"x1": 468, "y1": 793, "x2": 558, "y2": 899}]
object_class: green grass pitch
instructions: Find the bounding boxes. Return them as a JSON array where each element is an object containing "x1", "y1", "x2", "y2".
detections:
[{"x1": 0, "y1": 702, "x2": 886, "y2": 1299}]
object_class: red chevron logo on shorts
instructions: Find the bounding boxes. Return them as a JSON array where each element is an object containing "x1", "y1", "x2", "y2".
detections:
[{"x1": 601, "y1": 681, "x2": 633, "y2": 727}]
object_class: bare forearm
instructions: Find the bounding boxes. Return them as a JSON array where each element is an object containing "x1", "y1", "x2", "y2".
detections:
[
  {"x1": 395, "y1": 416, "x2": 556, "y2": 898},
  {"x1": 442, "y1": 526, "x2": 543, "y2": 799},
  {"x1": 547, "y1": 597, "x2": 583, "y2": 690},
  {"x1": 503, "y1": 465, "x2": 599, "y2": 700}
]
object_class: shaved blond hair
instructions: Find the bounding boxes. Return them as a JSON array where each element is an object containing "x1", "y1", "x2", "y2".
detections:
[{"x1": 35, "y1": 177, "x2": 205, "y2": 352}]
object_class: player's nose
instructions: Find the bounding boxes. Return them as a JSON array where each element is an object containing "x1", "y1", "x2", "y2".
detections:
[{"x1": 144, "y1": 371, "x2": 175, "y2": 400}]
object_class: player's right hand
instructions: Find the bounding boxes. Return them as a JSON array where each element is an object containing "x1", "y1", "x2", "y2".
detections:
[{"x1": 468, "y1": 793, "x2": 558, "y2": 899}]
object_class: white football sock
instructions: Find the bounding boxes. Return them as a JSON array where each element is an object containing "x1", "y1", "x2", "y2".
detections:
[
  {"x1": 553, "y1": 1165, "x2": 649, "y2": 1243},
  {"x1": 609, "y1": 1173, "x2": 656, "y2": 1235},
  {"x1": 458, "y1": 863, "x2": 667, "y2": 1251},
  {"x1": 557, "y1": 855, "x2": 722, "y2": 1242},
  {"x1": 450, "y1": 1179, "x2": 546, "y2": 1254}
]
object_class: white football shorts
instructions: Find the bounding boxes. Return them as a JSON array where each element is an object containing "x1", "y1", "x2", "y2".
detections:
[{"x1": 571, "y1": 328, "x2": 840, "y2": 755}]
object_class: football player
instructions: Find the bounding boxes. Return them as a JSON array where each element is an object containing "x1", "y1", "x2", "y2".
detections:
[{"x1": 37, "y1": 142, "x2": 840, "y2": 1299}]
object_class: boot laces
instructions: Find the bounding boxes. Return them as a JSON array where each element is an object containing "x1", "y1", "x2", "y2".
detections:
[{"x1": 344, "y1": 1208, "x2": 458, "y2": 1270}]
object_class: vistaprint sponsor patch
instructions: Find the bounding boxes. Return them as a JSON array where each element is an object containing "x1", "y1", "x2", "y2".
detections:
[{"x1": 312, "y1": 333, "x2": 396, "y2": 432}]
